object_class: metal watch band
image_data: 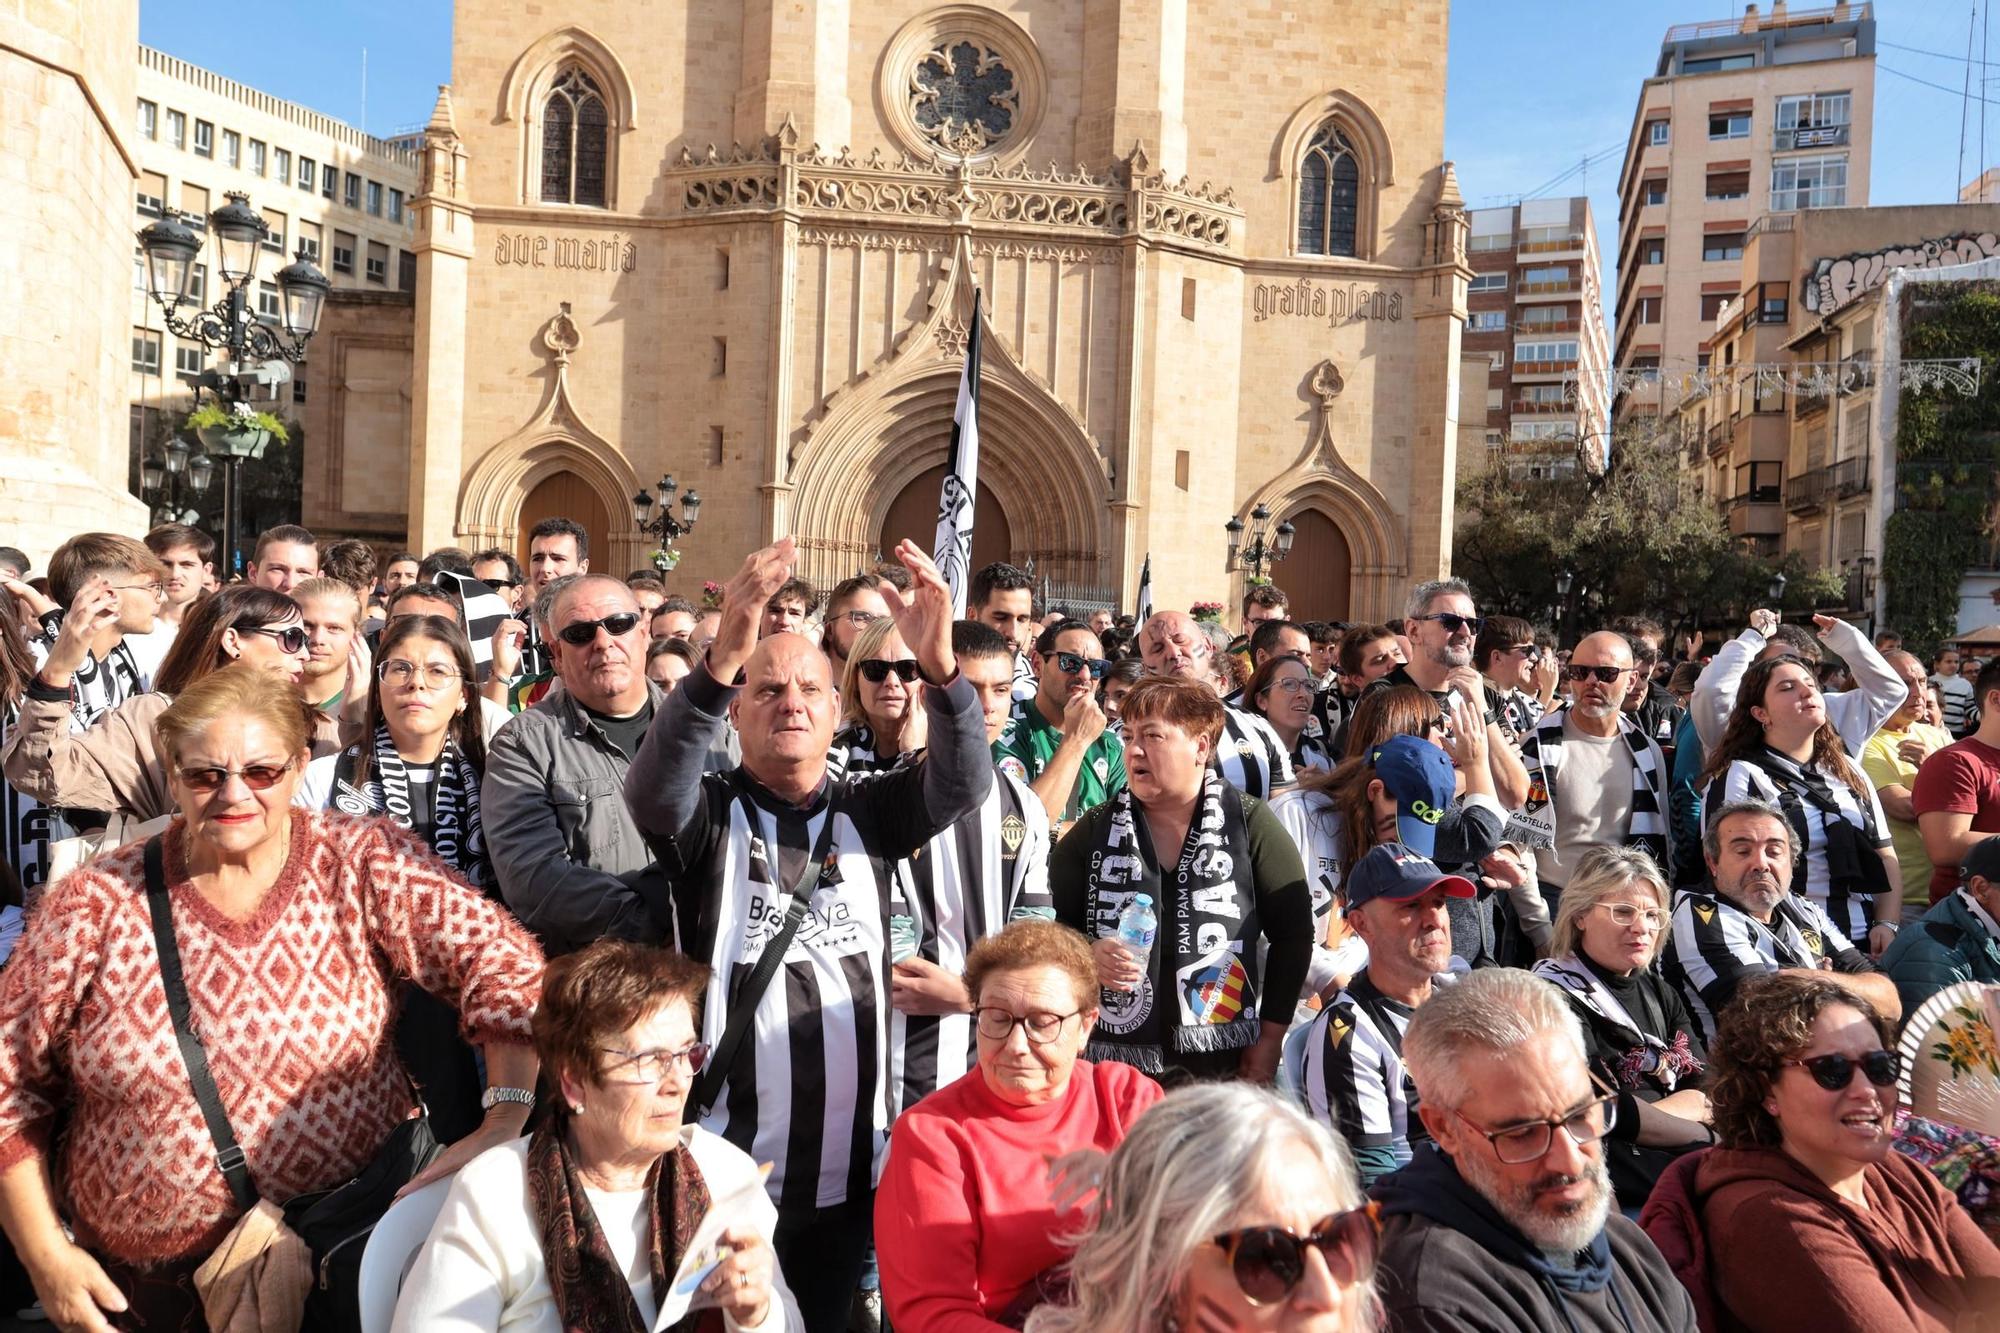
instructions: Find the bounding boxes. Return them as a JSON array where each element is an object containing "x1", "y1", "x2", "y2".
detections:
[{"x1": 480, "y1": 1086, "x2": 537, "y2": 1109}]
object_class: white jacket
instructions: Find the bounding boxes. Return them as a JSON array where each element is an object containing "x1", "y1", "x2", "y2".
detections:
[{"x1": 1690, "y1": 617, "x2": 1907, "y2": 756}]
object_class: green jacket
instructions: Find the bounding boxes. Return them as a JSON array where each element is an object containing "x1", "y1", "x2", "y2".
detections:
[{"x1": 1880, "y1": 890, "x2": 2000, "y2": 1015}]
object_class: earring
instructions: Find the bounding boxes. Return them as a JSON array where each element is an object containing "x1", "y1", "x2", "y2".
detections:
[{"x1": 571, "y1": 1103, "x2": 584, "y2": 1114}]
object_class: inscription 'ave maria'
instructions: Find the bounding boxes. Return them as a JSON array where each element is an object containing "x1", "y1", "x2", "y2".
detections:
[{"x1": 492, "y1": 232, "x2": 637, "y2": 272}]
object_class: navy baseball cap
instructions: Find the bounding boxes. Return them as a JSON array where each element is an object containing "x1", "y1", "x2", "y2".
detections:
[
  {"x1": 1344, "y1": 843, "x2": 1477, "y2": 912},
  {"x1": 1367, "y1": 734, "x2": 1456, "y2": 858}
]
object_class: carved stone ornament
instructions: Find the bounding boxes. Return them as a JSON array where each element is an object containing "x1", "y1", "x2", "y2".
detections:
[
  {"x1": 1310, "y1": 358, "x2": 1344, "y2": 411},
  {"x1": 542, "y1": 301, "x2": 581, "y2": 367}
]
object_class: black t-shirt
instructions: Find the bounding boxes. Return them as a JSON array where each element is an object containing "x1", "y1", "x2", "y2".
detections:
[
  {"x1": 1567, "y1": 952, "x2": 1708, "y2": 1207},
  {"x1": 583, "y1": 697, "x2": 656, "y2": 761}
]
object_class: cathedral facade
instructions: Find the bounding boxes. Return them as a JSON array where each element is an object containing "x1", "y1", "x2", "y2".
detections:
[{"x1": 390, "y1": 1, "x2": 1471, "y2": 619}]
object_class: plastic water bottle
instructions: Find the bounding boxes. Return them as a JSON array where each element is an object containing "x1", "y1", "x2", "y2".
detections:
[{"x1": 1114, "y1": 894, "x2": 1158, "y2": 991}]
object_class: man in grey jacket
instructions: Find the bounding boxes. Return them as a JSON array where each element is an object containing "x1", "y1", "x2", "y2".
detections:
[{"x1": 484, "y1": 572, "x2": 671, "y2": 952}]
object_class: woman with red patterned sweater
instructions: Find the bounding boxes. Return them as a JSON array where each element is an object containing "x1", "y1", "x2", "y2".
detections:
[{"x1": 0, "y1": 663, "x2": 545, "y2": 1332}]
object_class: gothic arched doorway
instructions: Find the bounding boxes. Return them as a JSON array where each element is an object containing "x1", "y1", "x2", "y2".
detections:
[
  {"x1": 1280, "y1": 507, "x2": 1352, "y2": 621},
  {"x1": 517, "y1": 470, "x2": 611, "y2": 568},
  {"x1": 879, "y1": 466, "x2": 1014, "y2": 575}
]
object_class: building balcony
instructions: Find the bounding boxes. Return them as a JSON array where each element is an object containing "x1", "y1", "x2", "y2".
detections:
[
  {"x1": 1518, "y1": 236, "x2": 1588, "y2": 257},
  {"x1": 1773, "y1": 124, "x2": 1850, "y2": 151},
  {"x1": 1510, "y1": 398, "x2": 1573, "y2": 415},
  {"x1": 1516, "y1": 281, "x2": 1581, "y2": 298},
  {"x1": 1512, "y1": 358, "x2": 1580, "y2": 377},
  {"x1": 1724, "y1": 494, "x2": 1785, "y2": 537},
  {"x1": 1516, "y1": 318, "x2": 1580, "y2": 335},
  {"x1": 1706, "y1": 418, "x2": 1735, "y2": 457}
]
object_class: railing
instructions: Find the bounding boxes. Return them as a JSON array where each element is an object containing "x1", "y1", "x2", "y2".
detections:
[
  {"x1": 1706, "y1": 418, "x2": 1735, "y2": 455},
  {"x1": 1787, "y1": 468, "x2": 1830, "y2": 513},
  {"x1": 1517, "y1": 280, "x2": 1580, "y2": 295},
  {"x1": 139, "y1": 47, "x2": 417, "y2": 167},
  {"x1": 1829, "y1": 453, "x2": 1871, "y2": 497},
  {"x1": 1665, "y1": 3, "x2": 1868, "y2": 42},
  {"x1": 1516, "y1": 318, "x2": 1579, "y2": 334},
  {"x1": 1510, "y1": 399, "x2": 1573, "y2": 414},
  {"x1": 1785, "y1": 454, "x2": 1870, "y2": 513},
  {"x1": 1513, "y1": 358, "x2": 1580, "y2": 374},
  {"x1": 1518, "y1": 235, "x2": 1587, "y2": 254},
  {"x1": 1774, "y1": 124, "x2": 1850, "y2": 151}
]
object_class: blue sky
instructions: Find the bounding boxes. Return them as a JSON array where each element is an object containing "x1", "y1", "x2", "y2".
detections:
[{"x1": 141, "y1": 0, "x2": 2000, "y2": 317}]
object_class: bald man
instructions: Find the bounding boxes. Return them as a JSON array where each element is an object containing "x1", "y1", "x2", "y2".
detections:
[
  {"x1": 1139, "y1": 609, "x2": 1295, "y2": 798},
  {"x1": 485, "y1": 573, "x2": 671, "y2": 953},
  {"x1": 1507, "y1": 629, "x2": 1672, "y2": 898},
  {"x1": 625, "y1": 537, "x2": 992, "y2": 1331}
]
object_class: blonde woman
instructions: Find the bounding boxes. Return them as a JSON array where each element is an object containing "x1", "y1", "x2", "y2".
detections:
[
  {"x1": 1531, "y1": 845, "x2": 1713, "y2": 1209},
  {"x1": 1026, "y1": 1082, "x2": 1381, "y2": 1333},
  {"x1": 833, "y1": 616, "x2": 928, "y2": 774}
]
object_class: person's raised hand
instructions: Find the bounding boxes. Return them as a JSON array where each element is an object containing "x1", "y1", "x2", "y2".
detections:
[
  {"x1": 1749, "y1": 608, "x2": 1778, "y2": 638},
  {"x1": 490, "y1": 618, "x2": 526, "y2": 679},
  {"x1": 0, "y1": 575, "x2": 56, "y2": 624},
  {"x1": 40, "y1": 579, "x2": 120, "y2": 684},
  {"x1": 1440, "y1": 693, "x2": 1487, "y2": 770},
  {"x1": 1061, "y1": 689, "x2": 1108, "y2": 746},
  {"x1": 709, "y1": 537, "x2": 798, "y2": 682},
  {"x1": 1810, "y1": 613, "x2": 1840, "y2": 638},
  {"x1": 881, "y1": 538, "x2": 956, "y2": 683},
  {"x1": 1531, "y1": 648, "x2": 1561, "y2": 700},
  {"x1": 1444, "y1": 665, "x2": 1485, "y2": 711}
]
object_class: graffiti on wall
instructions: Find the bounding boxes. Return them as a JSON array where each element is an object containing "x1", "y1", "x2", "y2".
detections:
[{"x1": 1803, "y1": 233, "x2": 2000, "y2": 316}]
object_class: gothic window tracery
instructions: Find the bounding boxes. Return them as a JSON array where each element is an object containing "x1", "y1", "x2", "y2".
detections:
[
  {"x1": 911, "y1": 40, "x2": 1019, "y2": 154},
  {"x1": 1298, "y1": 122, "x2": 1362, "y2": 257},
  {"x1": 541, "y1": 66, "x2": 608, "y2": 206}
]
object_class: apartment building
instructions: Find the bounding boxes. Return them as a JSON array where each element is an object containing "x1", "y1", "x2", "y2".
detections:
[
  {"x1": 1461, "y1": 197, "x2": 1612, "y2": 478},
  {"x1": 129, "y1": 46, "x2": 417, "y2": 465},
  {"x1": 1674, "y1": 200, "x2": 2000, "y2": 627},
  {"x1": 1613, "y1": 2, "x2": 1874, "y2": 426}
]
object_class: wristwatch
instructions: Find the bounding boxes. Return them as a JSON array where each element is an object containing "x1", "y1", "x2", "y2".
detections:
[{"x1": 480, "y1": 1086, "x2": 537, "y2": 1111}]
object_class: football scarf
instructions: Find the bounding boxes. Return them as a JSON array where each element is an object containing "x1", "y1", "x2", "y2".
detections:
[
  {"x1": 1532, "y1": 953, "x2": 1702, "y2": 1092},
  {"x1": 331, "y1": 722, "x2": 490, "y2": 888},
  {"x1": 1083, "y1": 769, "x2": 1261, "y2": 1071}
]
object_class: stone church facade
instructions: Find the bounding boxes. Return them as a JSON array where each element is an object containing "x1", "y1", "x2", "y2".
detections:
[{"x1": 392, "y1": 1, "x2": 1471, "y2": 619}]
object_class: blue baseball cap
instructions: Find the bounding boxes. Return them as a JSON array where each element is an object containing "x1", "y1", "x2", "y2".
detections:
[
  {"x1": 1367, "y1": 734, "x2": 1456, "y2": 857},
  {"x1": 1343, "y1": 843, "x2": 1477, "y2": 912}
]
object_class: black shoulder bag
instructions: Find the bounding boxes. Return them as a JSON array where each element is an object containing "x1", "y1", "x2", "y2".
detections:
[
  {"x1": 143, "y1": 836, "x2": 438, "y2": 1333},
  {"x1": 690, "y1": 797, "x2": 837, "y2": 1120}
]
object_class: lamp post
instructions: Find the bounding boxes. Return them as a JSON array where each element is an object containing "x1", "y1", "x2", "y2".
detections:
[
  {"x1": 1768, "y1": 572, "x2": 1788, "y2": 612},
  {"x1": 140, "y1": 437, "x2": 215, "y2": 527},
  {"x1": 137, "y1": 191, "x2": 328, "y2": 577},
  {"x1": 631, "y1": 473, "x2": 702, "y2": 573},
  {"x1": 1224, "y1": 503, "x2": 1296, "y2": 583},
  {"x1": 1555, "y1": 567, "x2": 1576, "y2": 649}
]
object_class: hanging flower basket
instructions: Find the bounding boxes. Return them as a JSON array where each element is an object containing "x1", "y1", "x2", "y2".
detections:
[
  {"x1": 1191, "y1": 601, "x2": 1224, "y2": 625},
  {"x1": 187, "y1": 401, "x2": 288, "y2": 460},
  {"x1": 649, "y1": 548, "x2": 682, "y2": 574}
]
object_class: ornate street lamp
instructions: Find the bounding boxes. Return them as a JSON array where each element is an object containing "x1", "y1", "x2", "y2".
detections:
[
  {"x1": 140, "y1": 437, "x2": 214, "y2": 527},
  {"x1": 1224, "y1": 503, "x2": 1295, "y2": 582},
  {"x1": 632, "y1": 473, "x2": 702, "y2": 573},
  {"x1": 137, "y1": 190, "x2": 328, "y2": 576},
  {"x1": 1768, "y1": 572, "x2": 1789, "y2": 606},
  {"x1": 1556, "y1": 567, "x2": 1578, "y2": 649}
]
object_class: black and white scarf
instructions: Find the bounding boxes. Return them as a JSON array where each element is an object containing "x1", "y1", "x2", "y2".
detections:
[
  {"x1": 34, "y1": 610, "x2": 143, "y2": 732},
  {"x1": 1504, "y1": 705, "x2": 1668, "y2": 871},
  {"x1": 1083, "y1": 769, "x2": 1261, "y2": 1071},
  {"x1": 1738, "y1": 746, "x2": 1891, "y2": 903},
  {"x1": 1531, "y1": 954, "x2": 1702, "y2": 1092},
  {"x1": 330, "y1": 722, "x2": 490, "y2": 888}
]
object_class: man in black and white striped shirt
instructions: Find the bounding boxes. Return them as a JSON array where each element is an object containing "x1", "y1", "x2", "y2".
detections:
[
  {"x1": 1138, "y1": 609, "x2": 1294, "y2": 797},
  {"x1": 627, "y1": 536, "x2": 990, "y2": 1333},
  {"x1": 1662, "y1": 799, "x2": 1901, "y2": 1043},
  {"x1": 1301, "y1": 842, "x2": 1475, "y2": 1185}
]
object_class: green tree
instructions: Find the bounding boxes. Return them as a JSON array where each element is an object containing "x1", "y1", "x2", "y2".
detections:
[{"x1": 1454, "y1": 424, "x2": 1842, "y2": 641}]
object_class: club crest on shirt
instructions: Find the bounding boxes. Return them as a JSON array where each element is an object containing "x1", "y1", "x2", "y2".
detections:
[
  {"x1": 1801, "y1": 930, "x2": 1822, "y2": 954},
  {"x1": 1328, "y1": 1015, "x2": 1352, "y2": 1047},
  {"x1": 1524, "y1": 776, "x2": 1550, "y2": 813},
  {"x1": 1693, "y1": 901, "x2": 1716, "y2": 925},
  {"x1": 1092, "y1": 757, "x2": 1109, "y2": 782},
  {"x1": 1096, "y1": 974, "x2": 1153, "y2": 1035},
  {"x1": 1000, "y1": 814, "x2": 1026, "y2": 853}
]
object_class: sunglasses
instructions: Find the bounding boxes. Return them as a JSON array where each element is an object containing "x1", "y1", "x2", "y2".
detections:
[
  {"x1": 1564, "y1": 663, "x2": 1630, "y2": 683},
  {"x1": 241, "y1": 624, "x2": 308, "y2": 655},
  {"x1": 858, "y1": 658, "x2": 921, "y2": 684},
  {"x1": 1785, "y1": 1049, "x2": 1900, "y2": 1091},
  {"x1": 556, "y1": 611, "x2": 644, "y2": 646},
  {"x1": 177, "y1": 758, "x2": 296, "y2": 793},
  {"x1": 1053, "y1": 650, "x2": 1110, "y2": 679},
  {"x1": 1505, "y1": 644, "x2": 1540, "y2": 662},
  {"x1": 1211, "y1": 1203, "x2": 1382, "y2": 1305},
  {"x1": 1413, "y1": 612, "x2": 1485, "y2": 635}
]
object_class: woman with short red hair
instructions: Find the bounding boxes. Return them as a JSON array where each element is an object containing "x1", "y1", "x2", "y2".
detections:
[{"x1": 1050, "y1": 676, "x2": 1313, "y2": 1086}]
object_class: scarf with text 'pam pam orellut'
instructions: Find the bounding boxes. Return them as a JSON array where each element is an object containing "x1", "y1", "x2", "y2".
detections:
[{"x1": 1082, "y1": 769, "x2": 1261, "y2": 1072}]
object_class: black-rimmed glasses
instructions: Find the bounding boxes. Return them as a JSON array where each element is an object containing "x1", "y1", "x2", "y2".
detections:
[
  {"x1": 1563, "y1": 663, "x2": 1630, "y2": 684},
  {"x1": 241, "y1": 624, "x2": 308, "y2": 654},
  {"x1": 1053, "y1": 651, "x2": 1110, "y2": 679},
  {"x1": 859, "y1": 658, "x2": 921, "y2": 684},
  {"x1": 1412, "y1": 612, "x2": 1485, "y2": 635},
  {"x1": 973, "y1": 1007, "x2": 1081, "y2": 1044},
  {"x1": 556, "y1": 612, "x2": 644, "y2": 646}
]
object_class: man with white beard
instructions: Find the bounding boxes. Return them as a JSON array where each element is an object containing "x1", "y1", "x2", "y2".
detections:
[{"x1": 1374, "y1": 969, "x2": 1698, "y2": 1332}]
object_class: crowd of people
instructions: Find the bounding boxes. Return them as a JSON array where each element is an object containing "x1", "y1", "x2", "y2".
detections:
[{"x1": 0, "y1": 516, "x2": 1992, "y2": 1332}]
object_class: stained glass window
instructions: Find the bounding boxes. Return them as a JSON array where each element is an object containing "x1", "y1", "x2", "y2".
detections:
[
  {"x1": 541, "y1": 67, "x2": 608, "y2": 206},
  {"x1": 912, "y1": 41, "x2": 1019, "y2": 154},
  {"x1": 1299, "y1": 122, "x2": 1361, "y2": 257}
]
